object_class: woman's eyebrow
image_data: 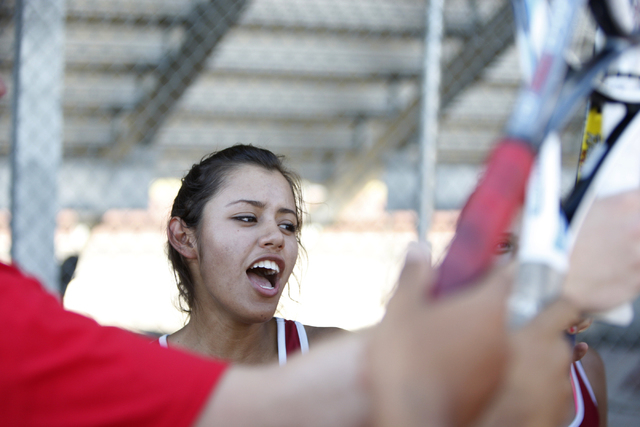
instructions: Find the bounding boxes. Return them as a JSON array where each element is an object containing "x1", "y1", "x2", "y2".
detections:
[
  {"x1": 279, "y1": 207, "x2": 296, "y2": 216},
  {"x1": 226, "y1": 200, "x2": 296, "y2": 216},
  {"x1": 226, "y1": 199, "x2": 265, "y2": 208}
]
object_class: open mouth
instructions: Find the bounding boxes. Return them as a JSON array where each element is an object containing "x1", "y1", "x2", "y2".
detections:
[{"x1": 247, "y1": 260, "x2": 280, "y2": 289}]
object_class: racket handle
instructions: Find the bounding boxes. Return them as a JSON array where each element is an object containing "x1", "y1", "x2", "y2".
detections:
[{"x1": 431, "y1": 139, "x2": 536, "y2": 298}]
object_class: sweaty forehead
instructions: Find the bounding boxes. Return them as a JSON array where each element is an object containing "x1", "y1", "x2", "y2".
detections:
[{"x1": 217, "y1": 165, "x2": 295, "y2": 206}]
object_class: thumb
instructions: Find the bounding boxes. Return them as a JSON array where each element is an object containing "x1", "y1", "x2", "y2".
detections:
[
  {"x1": 572, "y1": 342, "x2": 589, "y2": 363},
  {"x1": 391, "y1": 242, "x2": 433, "y2": 307}
]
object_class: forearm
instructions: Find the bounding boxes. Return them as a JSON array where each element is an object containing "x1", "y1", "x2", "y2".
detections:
[{"x1": 196, "y1": 333, "x2": 371, "y2": 427}]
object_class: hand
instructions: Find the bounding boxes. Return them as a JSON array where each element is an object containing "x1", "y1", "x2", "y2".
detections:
[
  {"x1": 368, "y1": 243, "x2": 511, "y2": 427},
  {"x1": 473, "y1": 299, "x2": 579, "y2": 427},
  {"x1": 568, "y1": 316, "x2": 593, "y2": 363},
  {"x1": 564, "y1": 189, "x2": 640, "y2": 312}
]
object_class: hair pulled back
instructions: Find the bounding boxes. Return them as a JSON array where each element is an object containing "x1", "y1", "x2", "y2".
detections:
[{"x1": 168, "y1": 144, "x2": 304, "y2": 314}]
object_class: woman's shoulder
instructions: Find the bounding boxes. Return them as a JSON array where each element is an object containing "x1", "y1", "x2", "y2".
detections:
[{"x1": 302, "y1": 324, "x2": 347, "y2": 344}]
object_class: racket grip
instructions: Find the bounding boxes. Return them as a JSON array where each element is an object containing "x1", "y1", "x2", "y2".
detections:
[{"x1": 431, "y1": 139, "x2": 536, "y2": 299}]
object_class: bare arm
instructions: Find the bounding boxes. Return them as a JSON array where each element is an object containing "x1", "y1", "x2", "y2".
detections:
[
  {"x1": 196, "y1": 243, "x2": 512, "y2": 427},
  {"x1": 193, "y1": 241, "x2": 600, "y2": 427},
  {"x1": 305, "y1": 325, "x2": 349, "y2": 344},
  {"x1": 197, "y1": 333, "x2": 370, "y2": 427}
]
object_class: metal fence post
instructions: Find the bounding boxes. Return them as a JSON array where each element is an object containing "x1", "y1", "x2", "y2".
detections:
[
  {"x1": 11, "y1": 0, "x2": 66, "y2": 292},
  {"x1": 418, "y1": 0, "x2": 443, "y2": 242}
]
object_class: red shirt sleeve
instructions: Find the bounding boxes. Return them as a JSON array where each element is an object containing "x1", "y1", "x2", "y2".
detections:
[{"x1": 0, "y1": 263, "x2": 229, "y2": 427}]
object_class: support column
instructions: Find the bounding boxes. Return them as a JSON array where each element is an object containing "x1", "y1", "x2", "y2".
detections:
[
  {"x1": 11, "y1": 0, "x2": 66, "y2": 292},
  {"x1": 418, "y1": 0, "x2": 443, "y2": 242}
]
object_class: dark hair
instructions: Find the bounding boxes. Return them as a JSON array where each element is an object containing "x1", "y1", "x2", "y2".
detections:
[{"x1": 168, "y1": 144, "x2": 304, "y2": 315}]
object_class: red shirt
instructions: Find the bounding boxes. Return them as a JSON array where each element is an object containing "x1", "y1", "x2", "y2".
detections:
[{"x1": 0, "y1": 262, "x2": 228, "y2": 427}]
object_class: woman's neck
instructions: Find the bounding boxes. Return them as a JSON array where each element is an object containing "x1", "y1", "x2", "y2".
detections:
[{"x1": 169, "y1": 313, "x2": 279, "y2": 365}]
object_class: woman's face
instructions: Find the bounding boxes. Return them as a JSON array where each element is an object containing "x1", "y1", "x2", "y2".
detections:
[
  {"x1": 192, "y1": 164, "x2": 299, "y2": 324},
  {"x1": 494, "y1": 211, "x2": 522, "y2": 265}
]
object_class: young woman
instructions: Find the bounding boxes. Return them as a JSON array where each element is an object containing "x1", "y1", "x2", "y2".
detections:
[{"x1": 159, "y1": 144, "x2": 342, "y2": 365}]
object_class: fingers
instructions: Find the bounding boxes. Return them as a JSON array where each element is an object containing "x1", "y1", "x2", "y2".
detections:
[
  {"x1": 572, "y1": 342, "x2": 589, "y2": 363},
  {"x1": 371, "y1": 259, "x2": 511, "y2": 427},
  {"x1": 474, "y1": 298, "x2": 576, "y2": 427},
  {"x1": 424, "y1": 265, "x2": 512, "y2": 427},
  {"x1": 391, "y1": 242, "x2": 433, "y2": 307}
]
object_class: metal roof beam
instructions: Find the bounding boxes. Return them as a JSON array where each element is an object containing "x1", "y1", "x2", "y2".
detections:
[
  {"x1": 314, "y1": 2, "x2": 514, "y2": 224},
  {"x1": 108, "y1": 0, "x2": 250, "y2": 159}
]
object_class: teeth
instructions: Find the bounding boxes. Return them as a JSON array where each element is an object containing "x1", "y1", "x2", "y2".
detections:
[{"x1": 250, "y1": 260, "x2": 280, "y2": 275}]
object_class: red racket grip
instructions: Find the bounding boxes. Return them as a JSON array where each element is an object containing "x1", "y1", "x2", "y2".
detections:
[{"x1": 430, "y1": 139, "x2": 535, "y2": 299}]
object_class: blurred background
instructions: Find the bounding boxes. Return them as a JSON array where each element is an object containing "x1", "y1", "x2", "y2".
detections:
[{"x1": 0, "y1": 0, "x2": 638, "y2": 424}]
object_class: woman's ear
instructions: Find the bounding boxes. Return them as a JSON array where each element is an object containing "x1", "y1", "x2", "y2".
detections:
[{"x1": 168, "y1": 217, "x2": 198, "y2": 259}]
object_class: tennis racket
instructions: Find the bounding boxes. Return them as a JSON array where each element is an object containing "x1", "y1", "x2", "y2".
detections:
[
  {"x1": 560, "y1": 0, "x2": 640, "y2": 324},
  {"x1": 432, "y1": 0, "x2": 637, "y2": 299},
  {"x1": 563, "y1": 76, "x2": 640, "y2": 325},
  {"x1": 512, "y1": 0, "x2": 550, "y2": 83},
  {"x1": 509, "y1": 1, "x2": 640, "y2": 327},
  {"x1": 508, "y1": 132, "x2": 569, "y2": 328}
]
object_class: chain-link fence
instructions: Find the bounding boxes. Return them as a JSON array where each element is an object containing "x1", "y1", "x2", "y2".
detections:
[{"x1": 0, "y1": 0, "x2": 639, "y2": 424}]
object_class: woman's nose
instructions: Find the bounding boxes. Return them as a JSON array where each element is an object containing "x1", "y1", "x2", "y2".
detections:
[{"x1": 259, "y1": 222, "x2": 284, "y2": 249}]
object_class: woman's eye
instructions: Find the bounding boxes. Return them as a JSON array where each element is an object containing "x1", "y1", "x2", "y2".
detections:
[
  {"x1": 279, "y1": 223, "x2": 297, "y2": 233},
  {"x1": 234, "y1": 215, "x2": 257, "y2": 223},
  {"x1": 494, "y1": 240, "x2": 513, "y2": 255}
]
